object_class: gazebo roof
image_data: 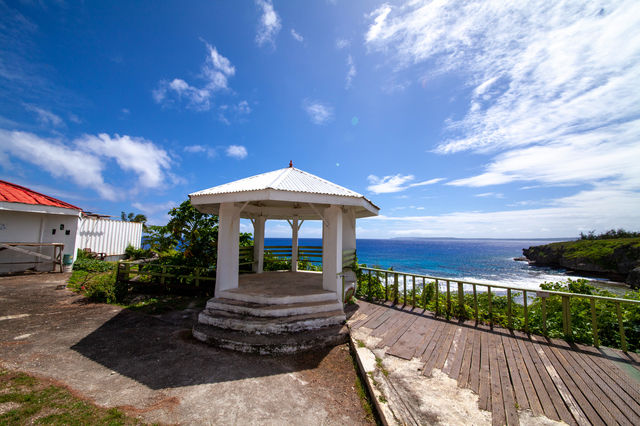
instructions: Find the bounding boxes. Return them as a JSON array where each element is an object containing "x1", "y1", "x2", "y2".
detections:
[{"x1": 190, "y1": 166, "x2": 379, "y2": 220}]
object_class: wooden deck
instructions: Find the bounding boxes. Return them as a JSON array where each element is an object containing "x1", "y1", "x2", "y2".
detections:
[{"x1": 350, "y1": 300, "x2": 640, "y2": 426}]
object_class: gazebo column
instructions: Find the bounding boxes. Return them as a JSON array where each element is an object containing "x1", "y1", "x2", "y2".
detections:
[
  {"x1": 289, "y1": 216, "x2": 301, "y2": 272},
  {"x1": 322, "y1": 205, "x2": 343, "y2": 303},
  {"x1": 252, "y1": 216, "x2": 266, "y2": 273},
  {"x1": 342, "y1": 208, "x2": 356, "y2": 259},
  {"x1": 215, "y1": 202, "x2": 241, "y2": 297}
]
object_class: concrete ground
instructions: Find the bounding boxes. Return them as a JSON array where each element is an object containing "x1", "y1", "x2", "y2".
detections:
[{"x1": 0, "y1": 273, "x2": 373, "y2": 425}]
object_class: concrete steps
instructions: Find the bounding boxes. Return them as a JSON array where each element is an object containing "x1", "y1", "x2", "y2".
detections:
[
  {"x1": 192, "y1": 322, "x2": 349, "y2": 355},
  {"x1": 198, "y1": 308, "x2": 346, "y2": 334},
  {"x1": 217, "y1": 288, "x2": 336, "y2": 305},
  {"x1": 193, "y1": 295, "x2": 348, "y2": 354},
  {"x1": 205, "y1": 297, "x2": 343, "y2": 317}
]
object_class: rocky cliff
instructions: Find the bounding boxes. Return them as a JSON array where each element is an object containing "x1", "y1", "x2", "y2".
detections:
[{"x1": 522, "y1": 238, "x2": 640, "y2": 288}]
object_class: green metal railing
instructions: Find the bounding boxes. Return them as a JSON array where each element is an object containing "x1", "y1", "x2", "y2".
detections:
[{"x1": 359, "y1": 266, "x2": 640, "y2": 352}]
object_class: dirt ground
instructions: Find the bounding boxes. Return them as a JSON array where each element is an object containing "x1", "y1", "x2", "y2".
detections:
[{"x1": 0, "y1": 273, "x2": 374, "y2": 425}]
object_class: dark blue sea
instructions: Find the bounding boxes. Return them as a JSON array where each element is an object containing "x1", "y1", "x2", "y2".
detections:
[{"x1": 265, "y1": 237, "x2": 619, "y2": 291}]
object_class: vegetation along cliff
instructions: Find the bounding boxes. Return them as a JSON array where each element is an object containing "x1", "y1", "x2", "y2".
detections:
[{"x1": 523, "y1": 230, "x2": 640, "y2": 288}]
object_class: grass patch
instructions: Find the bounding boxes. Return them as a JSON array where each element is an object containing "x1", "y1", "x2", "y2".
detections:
[
  {"x1": 375, "y1": 357, "x2": 389, "y2": 377},
  {"x1": 0, "y1": 369, "x2": 140, "y2": 425},
  {"x1": 356, "y1": 339, "x2": 366, "y2": 348},
  {"x1": 348, "y1": 345, "x2": 380, "y2": 425}
]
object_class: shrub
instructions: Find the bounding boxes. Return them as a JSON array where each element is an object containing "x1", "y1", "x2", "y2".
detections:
[
  {"x1": 123, "y1": 244, "x2": 153, "y2": 260},
  {"x1": 73, "y1": 250, "x2": 115, "y2": 272},
  {"x1": 68, "y1": 270, "x2": 127, "y2": 304}
]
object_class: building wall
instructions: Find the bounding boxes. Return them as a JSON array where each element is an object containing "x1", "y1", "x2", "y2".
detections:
[
  {"x1": 0, "y1": 210, "x2": 80, "y2": 273},
  {"x1": 76, "y1": 217, "x2": 142, "y2": 257}
]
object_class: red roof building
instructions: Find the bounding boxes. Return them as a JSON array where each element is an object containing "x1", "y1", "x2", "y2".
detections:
[{"x1": 0, "y1": 180, "x2": 81, "y2": 211}]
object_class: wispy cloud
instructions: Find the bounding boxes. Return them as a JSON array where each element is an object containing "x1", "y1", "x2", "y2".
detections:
[
  {"x1": 336, "y1": 38, "x2": 350, "y2": 49},
  {"x1": 290, "y1": 28, "x2": 304, "y2": 42},
  {"x1": 226, "y1": 145, "x2": 248, "y2": 159},
  {"x1": 303, "y1": 99, "x2": 334, "y2": 125},
  {"x1": 345, "y1": 55, "x2": 356, "y2": 89},
  {"x1": 132, "y1": 200, "x2": 177, "y2": 226},
  {"x1": 365, "y1": 0, "x2": 640, "y2": 201},
  {"x1": 184, "y1": 145, "x2": 216, "y2": 158},
  {"x1": 0, "y1": 129, "x2": 176, "y2": 201},
  {"x1": 367, "y1": 174, "x2": 443, "y2": 194},
  {"x1": 255, "y1": 0, "x2": 281, "y2": 47},
  {"x1": 475, "y1": 192, "x2": 504, "y2": 198},
  {"x1": 153, "y1": 41, "x2": 235, "y2": 111},
  {"x1": 23, "y1": 104, "x2": 63, "y2": 127}
]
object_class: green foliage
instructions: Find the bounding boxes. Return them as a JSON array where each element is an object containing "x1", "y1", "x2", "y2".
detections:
[
  {"x1": 73, "y1": 250, "x2": 115, "y2": 272},
  {"x1": 165, "y1": 200, "x2": 220, "y2": 267},
  {"x1": 68, "y1": 270, "x2": 127, "y2": 304},
  {"x1": 123, "y1": 244, "x2": 153, "y2": 260},
  {"x1": 541, "y1": 238, "x2": 640, "y2": 270},
  {"x1": 580, "y1": 228, "x2": 640, "y2": 240}
]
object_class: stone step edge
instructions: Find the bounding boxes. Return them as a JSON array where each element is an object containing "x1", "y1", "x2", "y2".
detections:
[
  {"x1": 217, "y1": 290, "x2": 336, "y2": 305},
  {"x1": 206, "y1": 298, "x2": 343, "y2": 317},
  {"x1": 198, "y1": 310, "x2": 346, "y2": 334},
  {"x1": 192, "y1": 323, "x2": 349, "y2": 355}
]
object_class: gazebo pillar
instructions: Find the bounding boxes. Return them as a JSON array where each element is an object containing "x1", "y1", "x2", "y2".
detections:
[
  {"x1": 342, "y1": 209, "x2": 356, "y2": 259},
  {"x1": 215, "y1": 202, "x2": 241, "y2": 297},
  {"x1": 290, "y1": 216, "x2": 300, "y2": 272},
  {"x1": 322, "y1": 205, "x2": 343, "y2": 302},
  {"x1": 252, "y1": 216, "x2": 266, "y2": 273}
]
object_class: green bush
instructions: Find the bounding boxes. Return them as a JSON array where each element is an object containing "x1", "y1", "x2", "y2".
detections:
[
  {"x1": 68, "y1": 270, "x2": 126, "y2": 304},
  {"x1": 123, "y1": 244, "x2": 153, "y2": 260},
  {"x1": 73, "y1": 250, "x2": 115, "y2": 272}
]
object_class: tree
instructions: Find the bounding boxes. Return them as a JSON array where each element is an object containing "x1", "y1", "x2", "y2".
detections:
[{"x1": 121, "y1": 211, "x2": 148, "y2": 228}]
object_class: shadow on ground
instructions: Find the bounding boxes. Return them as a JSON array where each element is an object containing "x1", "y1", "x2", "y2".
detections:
[{"x1": 71, "y1": 307, "x2": 351, "y2": 390}]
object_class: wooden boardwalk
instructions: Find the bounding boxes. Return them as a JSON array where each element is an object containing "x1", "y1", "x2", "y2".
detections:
[{"x1": 349, "y1": 300, "x2": 640, "y2": 426}]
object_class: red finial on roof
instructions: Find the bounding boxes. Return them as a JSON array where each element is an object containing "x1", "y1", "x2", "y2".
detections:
[{"x1": 289, "y1": 160, "x2": 293, "y2": 168}]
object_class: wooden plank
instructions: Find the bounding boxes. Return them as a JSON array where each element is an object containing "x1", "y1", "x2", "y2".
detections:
[
  {"x1": 421, "y1": 320, "x2": 454, "y2": 375},
  {"x1": 360, "y1": 306, "x2": 394, "y2": 330},
  {"x1": 411, "y1": 317, "x2": 445, "y2": 360},
  {"x1": 386, "y1": 315, "x2": 432, "y2": 360},
  {"x1": 443, "y1": 326, "x2": 467, "y2": 378},
  {"x1": 488, "y1": 332, "x2": 506, "y2": 426},
  {"x1": 494, "y1": 333, "x2": 519, "y2": 426},
  {"x1": 0, "y1": 243, "x2": 53, "y2": 260},
  {"x1": 512, "y1": 331, "x2": 559, "y2": 421},
  {"x1": 548, "y1": 344, "x2": 619, "y2": 426},
  {"x1": 478, "y1": 330, "x2": 491, "y2": 411},
  {"x1": 430, "y1": 320, "x2": 458, "y2": 373},
  {"x1": 525, "y1": 336, "x2": 577, "y2": 425},
  {"x1": 559, "y1": 343, "x2": 640, "y2": 425},
  {"x1": 501, "y1": 334, "x2": 529, "y2": 412},
  {"x1": 371, "y1": 308, "x2": 406, "y2": 338},
  {"x1": 507, "y1": 334, "x2": 543, "y2": 416},
  {"x1": 469, "y1": 327, "x2": 482, "y2": 394},
  {"x1": 350, "y1": 304, "x2": 386, "y2": 329},
  {"x1": 531, "y1": 336, "x2": 603, "y2": 426},
  {"x1": 457, "y1": 326, "x2": 475, "y2": 388},
  {"x1": 377, "y1": 311, "x2": 418, "y2": 349}
]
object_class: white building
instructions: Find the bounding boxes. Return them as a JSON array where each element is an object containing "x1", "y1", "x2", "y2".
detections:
[{"x1": 0, "y1": 180, "x2": 142, "y2": 273}]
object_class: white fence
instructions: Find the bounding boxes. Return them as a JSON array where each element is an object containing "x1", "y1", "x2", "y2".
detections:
[{"x1": 76, "y1": 218, "x2": 142, "y2": 257}]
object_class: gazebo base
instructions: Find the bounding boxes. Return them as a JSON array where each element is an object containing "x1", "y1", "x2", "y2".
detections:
[{"x1": 192, "y1": 271, "x2": 348, "y2": 354}]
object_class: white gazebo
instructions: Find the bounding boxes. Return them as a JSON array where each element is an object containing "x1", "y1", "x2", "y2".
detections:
[{"x1": 189, "y1": 165, "x2": 379, "y2": 354}]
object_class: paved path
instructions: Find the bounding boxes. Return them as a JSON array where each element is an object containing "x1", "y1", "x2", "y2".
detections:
[
  {"x1": 350, "y1": 300, "x2": 640, "y2": 426},
  {"x1": 0, "y1": 274, "x2": 372, "y2": 425}
]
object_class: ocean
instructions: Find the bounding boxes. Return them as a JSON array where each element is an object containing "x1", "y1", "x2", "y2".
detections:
[{"x1": 265, "y1": 237, "x2": 623, "y2": 292}]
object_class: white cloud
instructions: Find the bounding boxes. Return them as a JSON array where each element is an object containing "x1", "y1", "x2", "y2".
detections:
[
  {"x1": 291, "y1": 28, "x2": 304, "y2": 42},
  {"x1": 226, "y1": 145, "x2": 248, "y2": 159},
  {"x1": 336, "y1": 38, "x2": 350, "y2": 49},
  {"x1": 184, "y1": 144, "x2": 216, "y2": 158},
  {"x1": 367, "y1": 174, "x2": 414, "y2": 194},
  {"x1": 303, "y1": 99, "x2": 334, "y2": 125},
  {"x1": 364, "y1": 0, "x2": 640, "y2": 220},
  {"x1": 256, "y1": 0, "x2": 281, "y2": 47},
  {"x1": 23, "y1": 104, "x2": 63, "y2": 127},
  {"x1": 367, "y1": 174, "x2": 444, "y2": 194},
  {"x1": 0, "y1": 129, "x2": 176, "y2": 201},
  {"x1": 345, "y1": 55, "x2": 356, "y2": 89},
  {"x1": 153, "y1": 42, "x2": 235, "y2": 111},
  {"x1": 235, "y1": 100, "x2": 251, "y2": 114},
  {"x1": 474, "y1": 192, "x2": 504, "y2": 198},
  {"x1": 132, "y1": 200, "x2": 177, "y2": 226}
]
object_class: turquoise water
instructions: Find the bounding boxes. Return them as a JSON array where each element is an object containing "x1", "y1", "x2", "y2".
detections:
[{"x1": 265, "y1": 237, "x2": 617, "y2": 291}]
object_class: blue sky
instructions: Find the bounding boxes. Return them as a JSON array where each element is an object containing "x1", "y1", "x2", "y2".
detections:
[{"x1": 1, "y1": 0, "x2": 639, "y2": 239}]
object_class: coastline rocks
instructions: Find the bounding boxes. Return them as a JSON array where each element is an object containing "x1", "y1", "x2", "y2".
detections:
[
  {"x1": 523, "y1": 240, "x2": 640, "y2": 287},
  {"x1": 627, "y1": 267, "x2": 640, "y2": 290}
]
